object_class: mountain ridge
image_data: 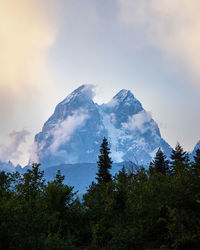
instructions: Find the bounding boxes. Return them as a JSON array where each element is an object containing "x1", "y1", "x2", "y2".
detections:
[{"x1": 30, "y1": 85, "x2": 172, "y2": 167}]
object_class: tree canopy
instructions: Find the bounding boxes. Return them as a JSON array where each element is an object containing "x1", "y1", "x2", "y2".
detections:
[{"x1": 0, "y1": 141, "x2": 200, "y2": 249}]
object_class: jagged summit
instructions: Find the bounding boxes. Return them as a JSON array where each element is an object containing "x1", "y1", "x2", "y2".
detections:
[
  {"x1": 60, "y1": 84, "x2": 95, "y2": 105},
  {"x1": 105, "y1": 89, "x2": 138, "y2": 106},
  {"x1": 30, "y1": 85, "x2": 172, "y2": 167},
  {"x1": 41, "y1": 85, "x2": 96, "y2": 133},
  {"x1": 113, "y1": 89, "x2": 135, "y2": 103},
  {"x1": 103, "y1": 89, "x2": 143, "y2": 126},
  {"x1": 114, "y1": 89, "x2": 133, "y2": 100}
]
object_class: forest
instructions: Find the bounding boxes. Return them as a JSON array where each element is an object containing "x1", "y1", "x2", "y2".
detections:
[{"x1": 0, "y1": 137, "x2": 200, "y2": 250}]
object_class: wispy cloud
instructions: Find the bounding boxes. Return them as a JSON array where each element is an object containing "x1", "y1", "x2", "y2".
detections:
[
  {"x1": 49, "y1": 109, "x2": 89, "y2": 154},
  {"x1": 0, "y1": 0, "x2": 60, "y2": 165},
  {"x1": 30, "y1": 108, "x2": 90, "y2": 164},
  {"x1": 122, "y1": 111, "x2": 152, "y2": 133},
  {"x1": 0, "y1": 130, "x2": 30, "y2": 163},
  {"x1": 119, "y1": 0, "x2": 200, "y2": 87}
]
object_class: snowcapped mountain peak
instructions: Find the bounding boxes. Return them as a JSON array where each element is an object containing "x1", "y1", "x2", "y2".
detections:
[
  {"x1": 114, "y1": 89, "x2": 142, "y2": 109},
  {"x1": 102, "y1": 89, "x2": 144, "y2": 128},
  {"x1": 103, "y1": 89, "x2": 142, "y2": 112},
  {"x1": 114, "y1": 89, "x2": 134, "y2": 102},
  {"x1": 60, "y1": 84, "x2": 95, "y2": 106},
  {"x1": 31, "y1": 85, "x2": 172, "y2": 167}
]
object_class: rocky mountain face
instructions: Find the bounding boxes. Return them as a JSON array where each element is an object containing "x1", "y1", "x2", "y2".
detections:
[
  {"x1": 30, "y1": 85, "x2": 172, "y2": 168},
  {"x1": 0, "y1": 160, "x2": 22, "y2": 172},
  {"x1": 192, "y1": 140, "x2": 200, "y2": 157}
]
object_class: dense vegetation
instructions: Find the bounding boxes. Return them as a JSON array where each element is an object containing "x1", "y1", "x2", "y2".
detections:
[{"x1": 1, "y1": 138, "x2": 200, "y2": 249}]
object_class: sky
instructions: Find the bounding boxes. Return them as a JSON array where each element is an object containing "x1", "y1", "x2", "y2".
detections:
[{"x1": 1, "y1": 0, "x2": 200, "y2": 166}]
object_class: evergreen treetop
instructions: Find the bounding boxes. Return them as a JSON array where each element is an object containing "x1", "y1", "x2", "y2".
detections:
[
  {"x1": 171, "y1": 143, "x2": 187, "y2": 163},
  {"x1": 170, "y1": 143, "x2": 190, "y2": 175},
  {"x1": 96, "y1": 137, "x2": 112, "y2": 184},
  {"x1": 150, "y1": 148, "x2": 169, "y2": 175}
]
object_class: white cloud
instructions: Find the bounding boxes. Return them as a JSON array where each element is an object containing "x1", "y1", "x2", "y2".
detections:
[
  {"x1": 105, "y1": 99, "x2": 118, "y2": 108},
  {"x1": 0, "y1": 130, "x2": 30, "y2": 163},
  {"x1": 119, "y1": 0, "x2": 200, "y2": 87},
  {"x1": 29, "y1": 108, "x2": 90, "y2": 164},
  {"x1": 81, "y1": 84, "x2": 96, "y2": 100},
  {"x1": 0, "y1": 0, "x2": 58, "y2": 90},
  {"x1": 49, "y1": 109, "x2": 89, "y2": 154},
  {"x1": 0, "y1": 0, "x2": 60, "y2": 166},
  {"x1": 111, "y1": 150, "x2": 125, "y2": 163},
  {"x1": 29, "y1": 141, "x2": 46, "y2": 164},
  {"x1": 122, "y1": 111, "x2": 152, "y2": 133}
]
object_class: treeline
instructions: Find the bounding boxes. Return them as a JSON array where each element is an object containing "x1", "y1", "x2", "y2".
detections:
[{"x1": 1, "y1": 138, "x2": 200, "y2": 249}]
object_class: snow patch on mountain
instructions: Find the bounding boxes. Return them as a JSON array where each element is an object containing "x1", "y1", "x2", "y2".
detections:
[
  {"x1": 100, "y1": 110, "x2": 125, "y2": 162},
  {"x1": 191, "y1": 140, "x2": 200, "y2": 158},
  {"x1": 150, "y1": 147, "x2": 160, "y2": 158},
  {"x1": 31, "y1": 85, "x2": 172, "y2": 167}
]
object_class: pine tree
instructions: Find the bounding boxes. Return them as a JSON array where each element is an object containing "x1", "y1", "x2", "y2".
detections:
[
  {"x1": 150, "y1": 148, "x2": 169, "y2": 175},
  {"x1": 170, "y1": 143, "x2": 189, "y2": 175},
  {"x1": 171, "y1": 143, "x2": 186, "y2": 162},
  {"x1": 96, "y1": 137, "x2": 112, "y2": 184}
]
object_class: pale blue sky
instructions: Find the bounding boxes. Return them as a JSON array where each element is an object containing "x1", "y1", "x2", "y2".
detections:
[{"x1": 0, "y1": 0, "x2": 200, "y2": 165}]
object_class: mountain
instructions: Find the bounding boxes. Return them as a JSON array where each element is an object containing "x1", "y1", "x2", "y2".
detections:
[
  {"x1": 30, "y1": 85, "x2": 172, "y2": 168},
  {"x1": 31, "y1": 85, "x2": 107, "y2": 167},
  {"x1": 0, "y1": 160, "x2": 22, "y2": 172},
  {"x1": 44, "y1": 162, "x2": 135, "y2": 194},
  {"x1": 191, "y1": 140, "x2": 200, "y2": 157},
  {"x1": 101, "y1": 89, "x2": 171, "y2": 165}
]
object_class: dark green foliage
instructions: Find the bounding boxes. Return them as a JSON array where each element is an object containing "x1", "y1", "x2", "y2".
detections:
[
  {"x1": 1, "y1": 143, "x2": 200, "y2": 249},
  {"x1": 0, "y1": 164, "x2": 87, "y2": 250},
  {"x1": 171, "y1": 143, "x2": 187, "y2": 163},
  {"x1": 96, "y1": 137, "x2": 112, "y2": 184},
  {"x1": 170, "y1": 143, "x2": 190, "y2": 175},
  {"x1": 149, "y1": 148, "x2": 169, "y2": 175}
]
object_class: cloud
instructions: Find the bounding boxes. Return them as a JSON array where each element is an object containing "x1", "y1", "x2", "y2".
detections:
[
  {"x1": 122, "y1": 111, "x2": 152, "y2": 133},
  {"x1": 29, "y1": 109, "x2": 89, "y2": 164},
  {"x1": 81, "y1": 84, "x2": 96, "y2": 100},
  {"x1": 0, "y1": 130, "x2": 30, "y2": 163},
  {"x1": 118, "y1": 0, "x2": 200, "y2": 87},
  {"x1": 49, "y1": 109, "x2": 89, "y2": 155},
  {"x1": 29, "y1": 141, "x2": 46, "y2": 164},
  {"x1": 105, "y1": 99, "x2": 118, "y2": 108},
  {"x1": 0, "y1": 0, "x2": 58, "y2": 90},
  {"x1": 0, "y1": 0, "x2": 59, "y2": 132},
  {"x1": 0, "y1": 0, "x2": 59, "y2": 165}
]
